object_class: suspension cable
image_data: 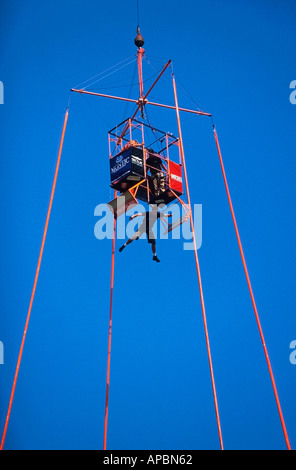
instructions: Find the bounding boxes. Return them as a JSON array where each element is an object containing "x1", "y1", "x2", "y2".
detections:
[
  {"x1": 212, "y1": 122, "x2": 291, "y2": 450},
  {"x1": 0, "y1": 107, "x2": 69, "y2": 450},
  {"x1": 72, "y1": 56, "x2": 137, "y2": 91},
  {"x1": 103, "y1": 196, "x2": 117, "y2": 450},
  {"x1": 172, "y1": 75, "x2": 224, "y2": 450}
]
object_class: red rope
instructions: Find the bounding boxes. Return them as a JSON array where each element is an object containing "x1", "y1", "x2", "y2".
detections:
[
  {"x1": 172, "y1": 76, "x2": 224, "y2": 450},
  {"x1": 0, "y1": 108, "x2": 69, "y2": 450},
  {"x1": 103, "y1": 198, "x2": 117, "y2": 450},
  {"x1": 213, "y1": 124, "x2": 291, "y2": 450}
]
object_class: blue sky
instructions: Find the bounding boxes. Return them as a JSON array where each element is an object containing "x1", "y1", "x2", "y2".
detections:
[{"x1": 0, "y1": 0, "x2": 296, "y2": 450}]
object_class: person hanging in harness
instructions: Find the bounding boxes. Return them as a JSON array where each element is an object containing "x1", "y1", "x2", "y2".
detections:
[
  {"x1": 146, "y1": 148, "x2": 167, "y2": 198},
  {"x1": 118, "y1": 205, "x2": 172, "y2": 262}
]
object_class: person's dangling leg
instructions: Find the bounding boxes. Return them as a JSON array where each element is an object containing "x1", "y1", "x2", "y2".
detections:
[
  {"x1": 119, "y1": 228, "x2": 141, "y2": 252},
  {"x1": 119, "y1": 237, "x2": 133, "y2": 252},
  {"x1": 150, "y1": 240, "x2": 160, "y2": 262}
]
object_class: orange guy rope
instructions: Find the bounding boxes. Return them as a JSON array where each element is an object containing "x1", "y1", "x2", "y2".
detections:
[
  {"x1": 0, "y1": 107, "x2": 69, "y2": 450},
  {"x1": 172, "y1": 76, "x2": 224, "y2": 450},
  {"x1": 213, "y1": 124, "x2": 291, "y2": 450},
  {"x1": 103, "y1": 193, "x2": 117, "y2": 450}
]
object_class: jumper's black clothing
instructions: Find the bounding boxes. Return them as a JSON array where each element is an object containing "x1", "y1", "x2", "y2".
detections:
[
  {"x1": 131, "y1": 210, "x2": 161, "y2": 245},
  {"x1": 146, "y1": 155, "x2": 164, "y2": 174},
  {"x1": 146, "y1": 155, "x2": 166, "y2": 197}
]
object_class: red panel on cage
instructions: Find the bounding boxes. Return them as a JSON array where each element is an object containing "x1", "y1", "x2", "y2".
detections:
[{"x1": 168, "y1": 160, "x2": 183, "y2": 195}]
